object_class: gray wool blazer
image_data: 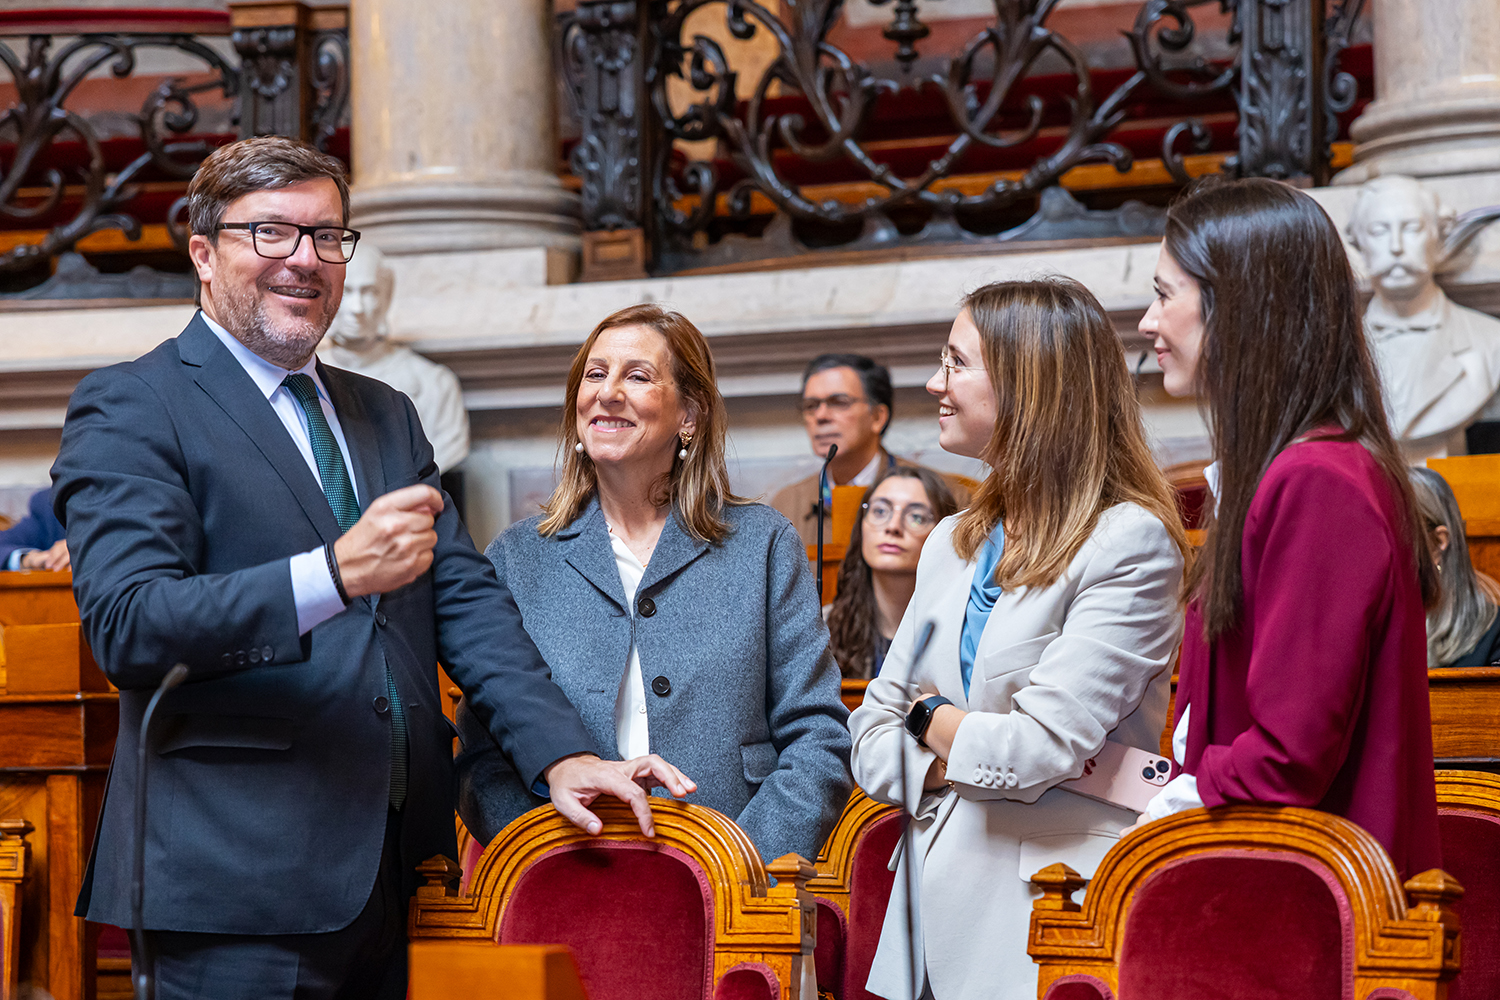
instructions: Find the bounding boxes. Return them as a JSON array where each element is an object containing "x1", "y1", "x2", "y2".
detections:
[{"x1": 456, "y1": 497, "x2": 853, "y2": 863}]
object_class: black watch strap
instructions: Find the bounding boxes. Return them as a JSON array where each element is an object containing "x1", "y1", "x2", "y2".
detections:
[{"x1": 906, "y1": 695, "x2": 954, "y2": 748}]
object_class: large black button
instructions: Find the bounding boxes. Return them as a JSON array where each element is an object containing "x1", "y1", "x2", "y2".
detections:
[
  {"x1": 650, "y1": 675, "x2": 671, "y2": 697},
  {"x1": 638, "y1": 596, "x2": 656, "y2": 618},
  {"x1": 375, "y1": 611, "x2": 388, "y2": 627},
  {"x1": 373, "y1": 695, "x2": 390, "y2": 714}
]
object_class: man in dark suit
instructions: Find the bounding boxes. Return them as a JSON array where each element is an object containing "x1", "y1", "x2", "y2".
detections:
[
  {"x1": 51, "y1": 136, "x2": 691, "y2": 1000},
  {"x1": 0, "y1": 486, "x2": 67, "y2": 570}
]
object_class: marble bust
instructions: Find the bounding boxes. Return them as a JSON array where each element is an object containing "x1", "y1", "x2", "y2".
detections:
[
  {"x1": 321, "y1": 244, "x2": 471, "y2": 473},
  {"x1": 1348, "y1": 175, "x2": 1500, "y2": 462}
]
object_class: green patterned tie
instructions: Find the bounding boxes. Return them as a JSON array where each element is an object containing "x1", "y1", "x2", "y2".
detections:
[{"x1": 282, "y1": 372, "x2": 407, "y2": 811}]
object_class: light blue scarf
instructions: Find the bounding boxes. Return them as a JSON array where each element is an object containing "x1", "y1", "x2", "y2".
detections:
[{"x1": 958, "y1": 522, "x2": 1006, "y2": 699}]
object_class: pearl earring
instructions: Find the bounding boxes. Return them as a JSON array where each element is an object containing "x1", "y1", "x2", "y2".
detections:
[
  {"x1": 574, "y1": 441, "x2": 585, "y2": 454},
  {"x1": 678, "y1": 433, "x2": 692, "y2": 461}
]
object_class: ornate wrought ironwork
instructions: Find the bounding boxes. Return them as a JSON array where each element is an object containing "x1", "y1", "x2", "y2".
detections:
[
  {"x1": 562, "y1": 1, "x2": 655, "y2": 232},
  {"x1": 0, "y1": 32, "x2": 239, "y2": 272},
  {"x1": 309, "y1": 25, "x2": 350, "y2": 153},
  {"x1": 564, "y1": 0, "x2": 1365, "y2": 274}
]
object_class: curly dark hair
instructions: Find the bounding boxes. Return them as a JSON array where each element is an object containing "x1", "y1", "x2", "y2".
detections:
[{"x1": 827, "y1": 465, "x2": 958, "y2": 678}]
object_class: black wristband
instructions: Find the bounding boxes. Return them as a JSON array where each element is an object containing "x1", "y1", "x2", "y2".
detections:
[{"x1": 325, "y1": 544, "x2": 351, "y2": 605}]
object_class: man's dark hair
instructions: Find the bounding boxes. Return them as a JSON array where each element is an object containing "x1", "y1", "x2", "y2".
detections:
[
  {"x1": 188, "y1": 135, "x2": 350, "y2": 242},
  {"x1": 802, "y1": 353, "x2": 893, "y2": 435}
]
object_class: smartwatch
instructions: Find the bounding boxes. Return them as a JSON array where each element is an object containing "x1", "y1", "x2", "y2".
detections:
[{"x1": 905, "y1": 695, "x2": 954, "y2": 748}]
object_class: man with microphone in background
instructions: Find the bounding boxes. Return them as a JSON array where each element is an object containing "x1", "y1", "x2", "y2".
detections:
[{"x1": 51, "y1": 136, "x2": 691, "y2": 1000}]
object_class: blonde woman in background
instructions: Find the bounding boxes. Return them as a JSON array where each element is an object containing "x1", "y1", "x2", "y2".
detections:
[{"x1": 1410, "y1": 466, "x2": 1500, "y2": 666}]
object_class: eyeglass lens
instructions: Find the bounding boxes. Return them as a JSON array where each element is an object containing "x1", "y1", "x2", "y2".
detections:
[
  {"x1": 800, "y1": 394, "x2": 863, "y2": 415},
  {"x1": 865, "y1": 500, "x2": 935, "y2": 532},
  {"x1": 251, "y1": 223, "x2": 359, "y2": 263}
]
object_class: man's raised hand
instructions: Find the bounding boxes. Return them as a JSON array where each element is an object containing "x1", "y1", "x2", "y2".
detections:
[{"x1": 332, "y1": 484, "x2": 444, "y2": 598}]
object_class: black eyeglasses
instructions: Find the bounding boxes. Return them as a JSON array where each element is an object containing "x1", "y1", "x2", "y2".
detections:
[
  {"x1": 215, "y1": 221, "x2": 361, "y2": 264},
  {"x1": 863, "y1": 499, "x2": 936, "y2": 533}
]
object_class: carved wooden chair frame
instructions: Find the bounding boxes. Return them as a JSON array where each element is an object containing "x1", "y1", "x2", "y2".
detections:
[
  {"x1": 1435, "y1": 768, "x2": 1500, "y2": 818},
  {"x1": 411, "y1": 800, "x2": 815, "y2": 998},
  {"x1": 1, "y1": 820, "x2": 33, "y2": 1000},
  {"x1": 1027, "y1": 805, "x2": 1462, "y2": 1000},
  {"x1": 809, "y1": 791, "x2": 899, "y2": 922}
]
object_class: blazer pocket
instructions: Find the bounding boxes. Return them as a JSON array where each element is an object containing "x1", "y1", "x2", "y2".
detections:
[
  {"x1": 980, "y1": 631, "x2": 1061, "y2": 681},
  {"x1": 740, "y1": 741, "x2": 779, "y2": 784},
  {"x1": 1017, "y1": 830, "x2": 1120, "y2": 882},
  {"x1": 158, "y1": 713, "x2": 298, "y2": 753}
]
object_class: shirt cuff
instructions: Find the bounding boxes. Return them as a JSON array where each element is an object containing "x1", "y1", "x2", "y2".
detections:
[
  {"x1": 1142, "y1": 773, "x2": 1202, "y2": 823},
  {"x1": 291, "y1": 547, "x2": 347, "y2": 635},
  {"x1": 4, "y1": 549, "x2": 33, "y2": 571}
]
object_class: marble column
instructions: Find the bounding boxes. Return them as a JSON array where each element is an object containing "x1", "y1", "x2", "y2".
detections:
[
  {"x1": 347, "y1": 0, "x2": 579, "y2": 255},
  {"x1": 1337, "y1": 0, "x2": 1500, "y2": 184}
]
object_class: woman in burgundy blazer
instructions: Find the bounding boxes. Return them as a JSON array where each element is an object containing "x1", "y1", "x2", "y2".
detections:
[{"x1": 1136, "y1": 177, "x2": 1443, "y2": 880}]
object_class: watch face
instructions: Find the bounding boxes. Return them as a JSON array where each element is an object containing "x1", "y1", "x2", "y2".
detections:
[{"x1": 905, "y1": 700, "x2": 928, "y2": 738}]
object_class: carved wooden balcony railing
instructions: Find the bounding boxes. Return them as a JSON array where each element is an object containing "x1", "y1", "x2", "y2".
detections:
[
  {"x1": 0, "y1": 3, "x2": 349, "y2": 279},
  {"x1": 561, "y1": 0, "x2": 1369, "y2": 280}
]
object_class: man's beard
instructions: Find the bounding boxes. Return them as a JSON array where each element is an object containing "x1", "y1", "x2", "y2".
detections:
[{"x1": 218, "y1": 270, "x2": 335, "y2": 369}]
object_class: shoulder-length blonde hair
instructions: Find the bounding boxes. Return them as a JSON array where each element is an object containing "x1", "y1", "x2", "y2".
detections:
[
  {"x1": 951, "y1": 278, "x2": 1188, "y2": 588},
  {"x1": 538, "y1": 303, "x2": 749, "y2": 542}
]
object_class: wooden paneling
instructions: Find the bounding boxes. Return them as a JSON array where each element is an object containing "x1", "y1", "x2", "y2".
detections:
[
  {"x1": 1, "y1": 819, "x2": 31, "y2": 1000},
  {"x1": 0, "y1": 625, "x2": 108, "y2": 696},
  {"x1": 1429, "y1": 667, "x2": 1500, "y2": 762}
]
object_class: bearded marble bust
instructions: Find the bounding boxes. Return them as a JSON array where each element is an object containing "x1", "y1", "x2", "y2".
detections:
[
  {"x1": 321, "y1": 244, "x2": 471, "y2": 473},
  {"x1": 1348, "y1": 175, "x2": 1500, "y2": 463}
]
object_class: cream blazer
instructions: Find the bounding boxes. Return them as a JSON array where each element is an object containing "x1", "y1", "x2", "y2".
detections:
[{"x1": 849, "y1": 502, "x2": 1184, "y2": 1000}]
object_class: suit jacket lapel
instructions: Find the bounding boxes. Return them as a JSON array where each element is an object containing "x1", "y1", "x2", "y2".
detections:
[
  {"x1": 558, "y1": 499, "x2": 628, "y2": 612},
  {"x1": 178, "y1": 317, "x2": 343, "y2": 549},
  {"x1": 638, "y1": 511, "x2": 709, "y2": 595},
  {"x1": 318, "y1": 361, "x2": 387, "y2": 513}
]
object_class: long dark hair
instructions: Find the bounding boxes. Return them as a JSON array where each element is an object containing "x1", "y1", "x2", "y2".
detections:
[
  {"x1": 828, "y1": 465, "x2": 959, "y2": 678},
  {"x1": 1167, "y1": 177, "x2": 1439, "y2": 639}
]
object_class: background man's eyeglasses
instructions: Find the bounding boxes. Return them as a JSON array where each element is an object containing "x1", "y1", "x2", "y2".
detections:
[
  {"x1": 215, "y1": 222, "x2": 361, "y2": 264},
  {"x1": 863, "y1": 499, "x2": 936, "y2": 533},
  {"x1": 800, "y1": 393, "x2": 866, "y2": 416}
]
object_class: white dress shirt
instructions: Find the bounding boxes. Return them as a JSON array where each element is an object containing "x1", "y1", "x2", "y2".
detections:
[
  {"x1": 609, "y1": 528, "x2": 651, "y2": 759},
  {"x1": 201, "y1": 312, "x2": 355, "y2": 635}
]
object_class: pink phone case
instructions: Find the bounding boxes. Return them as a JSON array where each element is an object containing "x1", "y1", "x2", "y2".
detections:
[{"x1": 1060, "y1": 740, "x2": 1174, "y2": 813}]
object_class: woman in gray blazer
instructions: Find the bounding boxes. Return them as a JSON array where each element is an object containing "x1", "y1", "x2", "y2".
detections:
[{"x1": 456, "y1": 303, "x2": 852, "y2": 865}]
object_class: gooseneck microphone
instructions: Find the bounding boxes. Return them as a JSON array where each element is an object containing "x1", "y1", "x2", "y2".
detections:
[
  {"x1": 815, "y1": 444, "x2": 838, "y2": 602},
  {"x1": 899, "y1": 621, "x2": 937, "y2": 1000},
  {"x1": 132, "y1": 663, "x2": 189, "y2": 1000}
]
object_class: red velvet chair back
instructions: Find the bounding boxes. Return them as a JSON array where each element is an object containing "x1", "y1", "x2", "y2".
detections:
[
  {"x1": 1435, "y1": 771, "x2": 1500, "y2": 1000},
  {"x1": 1028, "y1": 805, "x2": 1462, "y2": 1000},
  {"x1": 809, "y1": 793, "x2": 904, "y2": 1000},
  {"x1": 500, "y1": 841, "x2": 713, "y2": 1000},
  {"x1": 1118, "y1": 851, "x2": 1350, "y2": 999},
  {"x1": 412, "y1": 800, "x2": 812, "y2": 1000}
]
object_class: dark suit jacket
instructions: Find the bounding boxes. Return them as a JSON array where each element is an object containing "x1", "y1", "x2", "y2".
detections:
[
  {"x1": 0, "y1": 487, "x2": 65, "y2": 566},
  {"x1": 53, "y1": 315, "x2": 597, "y2": 934},
  {"x1": 1176, "y1": 436, "x2": 1442, "y2": 880}
]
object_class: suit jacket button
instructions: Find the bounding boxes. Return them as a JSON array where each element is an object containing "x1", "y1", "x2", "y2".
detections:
[
  {"x1": 221, "y1": 653, "x2": 233, "y2": 667},
  {"x1": 262, "y1": 646, "x2": 274, "y2": 663},
  {"x1": 1005, "y1": 773, "x2": 1019, "y2": 788},
  {"x1": 375, "y1": 611, "x2": 388, "y2": 627},
  {"x1": 235, "y1": 650, "x2": 247, "y2": 666},
  {"x1": 650, "y1": 675, "x2": 671, "y2": 697},
  {"x1": 638, "y1": 596, "x2": 656, "y2": 618},
  {"x1": 248, "y1": 648, "x2": 261, "y2": 664},
  {"x1": 373, "y1": 695, "x2": 390, "y2": 714}
]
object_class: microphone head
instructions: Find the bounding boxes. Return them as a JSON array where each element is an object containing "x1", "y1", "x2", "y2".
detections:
[
  {"x1": 163, "y1": 663, "x2": 190, "y2": 690},
  {"x1": 825, "y1": 443, "x2": 838, "y2": 462}
]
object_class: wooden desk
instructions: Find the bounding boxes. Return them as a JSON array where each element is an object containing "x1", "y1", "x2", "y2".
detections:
[
  {"x1": 1426, "y1": 454, "x2": 1500, "y2": 579},
  {"x1": 840, "y1": 679, "x2": 868, "y2": 713},
  {"x1": 0, "y1": 573, "x2": 111, "y2": 1000},
  {"x1": 409, "y1": 942, "x2": 588, "y2": 1000}
]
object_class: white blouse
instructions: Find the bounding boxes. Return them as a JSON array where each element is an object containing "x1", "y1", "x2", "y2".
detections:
[{"x1": 609, "y1": 529, "x2": 651, "y2": 759}]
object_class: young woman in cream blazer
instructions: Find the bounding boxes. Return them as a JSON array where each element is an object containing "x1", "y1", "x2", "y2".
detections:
[{"x1": 849, "y1": 278, "x2": 1188, "y2": 1000}]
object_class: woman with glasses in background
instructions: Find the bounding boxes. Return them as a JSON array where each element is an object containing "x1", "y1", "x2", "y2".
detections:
[
  {"x1": 826, "y1": 466, "x2": 959, "y2": 678},
  {"x1": 849, "y1": 277, "x2": 1187, "y2": 1000}
]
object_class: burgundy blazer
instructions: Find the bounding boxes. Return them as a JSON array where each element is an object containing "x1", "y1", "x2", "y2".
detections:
[{"x1": 1176, "y1": 437, "x2": 1442, "y2": 880}]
